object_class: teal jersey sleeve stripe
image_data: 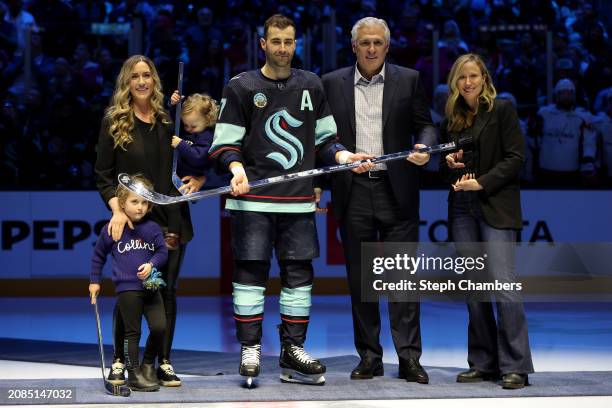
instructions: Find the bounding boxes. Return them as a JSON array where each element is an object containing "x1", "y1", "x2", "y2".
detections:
[
  {"x1": 279, "y1": 285, "x2": 312, "y2": 317},
  {"x1": 232, "y1": 283, "x2": 266, "y2": 316},
  {"x1": 226, "y1": 199, "x2": 315, "y2": 213},
  {"x1": 210, "y1": 123, "x2": 247, "y2": 152},
  {"x1": 314, "y1": 115, "x2": 337, "y2": 146}
]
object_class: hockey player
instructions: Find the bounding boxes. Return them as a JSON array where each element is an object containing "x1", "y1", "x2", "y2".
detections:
[
  {"x1": 534, "y1": 78, "x2": 597, "y2": 186},
  {"x1": 209, "y1": 14, "x2": 373, "y2": 386},
  {"x1": 592, "y1": 89, "x2": 612, "y2": 186}
]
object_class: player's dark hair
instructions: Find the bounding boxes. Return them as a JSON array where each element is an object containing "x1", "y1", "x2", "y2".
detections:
[{"x1": 263, "y1": 14, "x2": 296, "y2": 39}]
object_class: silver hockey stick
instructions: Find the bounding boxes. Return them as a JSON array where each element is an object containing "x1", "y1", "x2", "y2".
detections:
[
  {"x1": 171, "y1": 61, "x2": 185, "y2": 193},
  {"x1": 93, "y1": 302, "x2": 131, "y2": 397},
  {"x1": 118, "y1": 139, "x2": 467, "y2": 205}
]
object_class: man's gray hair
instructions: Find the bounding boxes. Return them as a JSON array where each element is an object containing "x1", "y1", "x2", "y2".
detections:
[{"x1": 350, "y1": 17, "x2": 390, "y2": 44}]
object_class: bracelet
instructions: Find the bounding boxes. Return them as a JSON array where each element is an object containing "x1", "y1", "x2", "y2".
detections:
[{"x1": 164, "y1": 232, "x2": 180, "y2": 239}]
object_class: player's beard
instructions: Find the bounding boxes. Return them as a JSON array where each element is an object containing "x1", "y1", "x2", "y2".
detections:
[{"x1": 267, "y1": 50, "x2": 294, "y2": 69}]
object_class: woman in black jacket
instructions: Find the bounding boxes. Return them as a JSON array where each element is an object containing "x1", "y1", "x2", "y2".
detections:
[
  {"x1": 440, "y1": 53, "x2": 534, "y2": 389},
  {"x1": 95, "y1": 55, "x2": 200, "y2": 388}
]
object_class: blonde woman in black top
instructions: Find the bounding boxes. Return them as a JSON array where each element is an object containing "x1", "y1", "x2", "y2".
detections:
[
  {"x1": 95, "y1": 55, "x2": 200, "y2": 388},
  {"x1": 441, "y1": 54, "x2": 534, "y2": 389}
]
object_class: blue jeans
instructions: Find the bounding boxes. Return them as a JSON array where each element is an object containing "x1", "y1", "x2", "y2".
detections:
[{"x1": 450, "y1": 191, "x2": 534, "y2": 375}]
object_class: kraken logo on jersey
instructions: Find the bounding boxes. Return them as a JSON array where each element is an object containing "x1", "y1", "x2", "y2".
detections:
[{"x1": 264, "y1": 110, "x2": 304, "y2": 170}]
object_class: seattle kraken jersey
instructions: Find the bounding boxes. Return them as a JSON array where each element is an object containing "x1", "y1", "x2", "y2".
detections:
[
  {"x1": 593, "y1": 112, "x2": 612, "y2": 177},
  {"x1": 210, "y1": 69, "x2": 342, "y2": 213},
  {"x1": 537, "y1": 104, "x2": 596, "y2": 172}
]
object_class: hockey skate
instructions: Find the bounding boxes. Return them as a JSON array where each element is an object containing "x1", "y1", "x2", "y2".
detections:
[
  {"x1": 279, "y1": 343, "x2": 326, "y2": 385},
  {"x1": 239, "y1": 344, "x2": 261, "y2": 388}
]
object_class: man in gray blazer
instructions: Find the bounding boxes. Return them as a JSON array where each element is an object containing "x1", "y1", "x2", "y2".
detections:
[{"x1": 322, "y1": 17, "x2": 436, "y2": 383}]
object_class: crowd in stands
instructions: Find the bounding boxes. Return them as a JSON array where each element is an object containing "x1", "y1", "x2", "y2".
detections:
[{"x1": 1, "y1": 0, "x2": 610, "y2": 189}]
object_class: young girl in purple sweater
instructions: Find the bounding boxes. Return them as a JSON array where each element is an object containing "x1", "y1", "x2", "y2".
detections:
[{"x1": 89, "y1": 175, "x2": 168, "y2": 392}]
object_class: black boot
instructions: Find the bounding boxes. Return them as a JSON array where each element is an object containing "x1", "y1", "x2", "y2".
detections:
[
  {"x1": 127, "y1": 367, "x2": 160, "y2": 391},
  {"x1": 398, "y1": 358, "x2": 429, "y2": 384},
  {"x1": 141, "y1": 363, "x2": 158, "y2": 384},
  {"x1": 457, "y1": 368, "x2": 500, "y2": 383},
  {"x1": 502, "y1": 373, "x2": 529, "y2": 389}
]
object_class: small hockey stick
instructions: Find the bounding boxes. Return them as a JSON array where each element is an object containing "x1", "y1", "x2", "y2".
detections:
[
  {"x1": 171, "y1": 61, "x2": 185, "y2": 194},
  {"x1": 93, "y1": 302, "x2": 131, "y2": 397},
  {"x1": 118, "y1": 138, "x2": 468, "y2": 205}
]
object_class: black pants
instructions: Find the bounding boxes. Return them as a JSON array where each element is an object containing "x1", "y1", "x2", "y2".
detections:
[
  {"x1": 339, "y1": 175, "x2": 422, "y2": 362},
  {"x1": 230, "y1": 211, "x2": 318, "y2": 346},
  {"x1": 114, "y1": 244, "x2": 187, "y2": 364},
  {"x1": 233, "y1": 259, "x2": 314, "y2": 346},
  {"x1": 116, "y1": 290, "x2": 166, "y2": 369}
]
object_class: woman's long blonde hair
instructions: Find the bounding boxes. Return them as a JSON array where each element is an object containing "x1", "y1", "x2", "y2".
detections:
[
  {"x1": 104, "y1": 55, "x2": 170, "y2": 150},
  {"x1": 445, "y1": 53, "x2": 497, "y2": 132}
]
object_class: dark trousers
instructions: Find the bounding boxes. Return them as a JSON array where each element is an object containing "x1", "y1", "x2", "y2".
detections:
[
  {"x1": 114, "y1": 244, "x2": 187, "y2": 364},
  {"x1": 116, "y1": 290, "x2": 166, "y2": 369},
  {"x1": 233, "y1": 259, "x2": 313, "y2": 346},
  {"x1": 339, "y1": 175, "x2": 422, "y2": 362},
  {"x1": 450, "y1": 191, "x2": 534, "y2": 375},
  {"x1": 230, "y1": 211, "x2": 318, "y2": 346}
]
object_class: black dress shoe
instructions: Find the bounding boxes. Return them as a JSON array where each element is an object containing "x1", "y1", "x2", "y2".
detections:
[
  {"x1": 350, "y1": 358, "x2": 384, "y2": 380},
  {"x1": 457, "y1": 368, "x2": 500, "y2": 383},
  {"x1": 398, "y1": 358, "x2": 429, "y2": 384},
  {"x1": 502, "y1": 373, "x2": 529, "y2": 389}
]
